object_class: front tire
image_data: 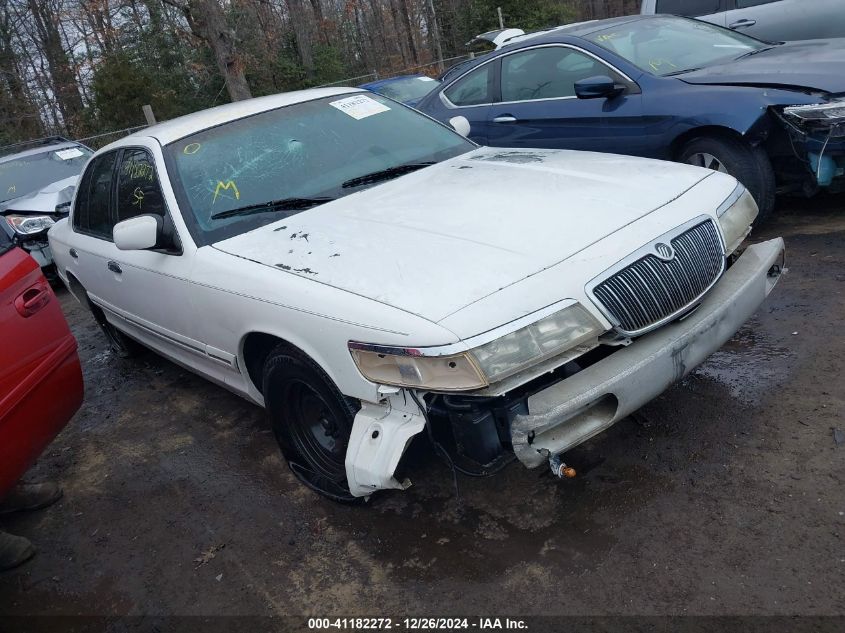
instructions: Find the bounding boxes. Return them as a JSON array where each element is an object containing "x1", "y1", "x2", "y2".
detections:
[
  {"x1": 262, "y1": 345, "x2": 360, "y2": 502},
  {"x1": 678, "y1": 135, "x2": 776, "y2": 223}
]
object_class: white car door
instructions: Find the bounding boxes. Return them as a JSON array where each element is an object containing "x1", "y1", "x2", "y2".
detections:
[{"x1": 722, "y1": 0, "x2": 794, "y2": 39}]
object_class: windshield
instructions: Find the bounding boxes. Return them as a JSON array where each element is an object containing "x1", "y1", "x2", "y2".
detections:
[
  {"x1": 370, "y1": 77, "x2": 441, "y2": 103},
  {"x1": 586, "y1": 16, "x2": 767, "y2": 76},
  {"x1": 0, "y1": 146, "x2": 92, "y2": 203},
  {"x1": 166, "y1": 92, "x2": 474, "y2": 244}
]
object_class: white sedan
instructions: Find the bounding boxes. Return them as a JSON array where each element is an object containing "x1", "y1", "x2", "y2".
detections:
[{"x1": 49, "y1": 88, "x2": 785, "y2": 501}]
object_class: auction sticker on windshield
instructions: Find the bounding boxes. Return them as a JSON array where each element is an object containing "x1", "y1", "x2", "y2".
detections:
[
  {"x1": 54, "y1": 148, "x2": 85, "y2": 160},
  {"x1": 330, "y1": 94, "x2": 390, "y2": 120}
]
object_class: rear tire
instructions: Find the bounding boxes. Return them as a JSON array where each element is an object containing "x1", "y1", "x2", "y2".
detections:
[
  {"x1": 262, "y1": 345, "x2": 360, "y2": 502},
  {"x1": 678, "y1": 135, "x2": 776, "y2": 224}
]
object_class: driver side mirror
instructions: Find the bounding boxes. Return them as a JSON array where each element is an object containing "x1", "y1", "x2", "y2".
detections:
[
  {"x1": 114, "y1": 215, "x2": 164, "y2": 251},
  {"x1": 449, "y1": 115, "x2": 472, "y2": 138},
  {"x1": 575, "y1": 75, "x2": 625, "y2": 100}
]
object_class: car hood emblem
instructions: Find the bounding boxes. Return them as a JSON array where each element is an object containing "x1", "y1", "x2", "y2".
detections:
[{"x1": 655, "y1": 242, "x2": 675, "y2": 261}]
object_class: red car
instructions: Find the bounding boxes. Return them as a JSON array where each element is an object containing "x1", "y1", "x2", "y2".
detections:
[{"x1": 0, "y1": 231, "x2": 82, "y2": 498}]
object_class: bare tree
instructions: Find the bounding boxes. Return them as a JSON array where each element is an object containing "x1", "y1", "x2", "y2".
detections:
[{"x1": 163, "y1": 0, "x2": 253, "y2": 101}]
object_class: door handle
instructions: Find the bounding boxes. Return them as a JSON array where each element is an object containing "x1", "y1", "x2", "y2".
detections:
[
  {"x1": 729, "y1": 19, "x2": 757, "y2": 29},
  {"x1": 69, "y1": 248, "x2": 78, "y2": 259},
  {"x1": 107, "y1": 261, "x2": 122, "y2": 274},
  {"x1": 15, "y1": 282, "x2": 50, "y2": 317},
  {"x1": 492, "y1": 115, "x2": 518, "y2": 123}
]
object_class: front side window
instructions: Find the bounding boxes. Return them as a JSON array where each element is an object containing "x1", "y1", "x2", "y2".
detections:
[
  {"x1": 655, "y1": 0, "x2": 721, "y2": 16},
  {"x1": 116, "y1": 149, "x2": 167, "y2": 223},
  {"x1": 166, "y1": 93, "x2": 474, "y2": 245},
  {"x1": 444, "y1": 65, "x2": 495, "y2": 106},
  {"x1": 501, "y1": 47, "x2": 621, "y2": 102},
  {"x1": 0, "y1": 145, "x2": 92, "y2": 204},
  {"x1": 587, "y1": 15, "x2": 765, "y2": 76},
  {"x1": 73, "y1": 151, "x2": 118, "y2": 240}
]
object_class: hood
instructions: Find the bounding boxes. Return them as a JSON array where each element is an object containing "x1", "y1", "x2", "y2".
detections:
[
  {"x1": 679, "y1": 39, "x2": 845, "y2": 94},
  {"x1": 213, "y1": 148, "x2": 713, "y2": 323},
  {"x1": 0, "y1": 176, "x2": 77, "y2": 215}
]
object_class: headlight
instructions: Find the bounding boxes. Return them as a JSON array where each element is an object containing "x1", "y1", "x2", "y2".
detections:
[
  {"x1": 5, "y1": 214, "x2": 55, "y2": 235},
  {"x1": 349, "y1": 303, "x2": 605, "y2": 391},
  {"x1": 470, "y1": 304, "x2": 602, "y2": 382},
  {"x1": 784, "y1": 100, "x2": 845, "y2": 122},
  {"x1": 348, "y1": 344, "x2": 487, "y2": 391},
  {"x1": 717, "y1": 186, "x2": 758, "y2": 255}
]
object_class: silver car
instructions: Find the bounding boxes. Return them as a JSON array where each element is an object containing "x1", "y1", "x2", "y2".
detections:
[
  {"x1": 641, "y1": 0, "x2": 845, "y2": 41},
  {"x1": 0, "y1": 138, "x2": 92, "y2": 269}
]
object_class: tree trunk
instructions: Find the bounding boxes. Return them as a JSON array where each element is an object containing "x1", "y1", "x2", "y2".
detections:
[
  {"x1": 183, "y1": 0, "x2": 252, "y2": 101},
  {"x1": 398, "y1": 0, "x2": 418, "y2": 66},
  {"x1": 27, "y1": 0, "x2": 86, "y2": 134},
  {"x1": 426, "y1": 0, "x2": 443, "y2": 72}
]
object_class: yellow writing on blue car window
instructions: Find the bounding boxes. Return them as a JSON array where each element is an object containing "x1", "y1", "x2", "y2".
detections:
[
  {"x1": 7, "y1": 184, "x2": 15, "y2": 194},
  {"x1": 183, "y1": 143, "x2": 201, "y2": 155},
  {"x1": 212, "y1": 180, "x2": 240, "y2": 204}
]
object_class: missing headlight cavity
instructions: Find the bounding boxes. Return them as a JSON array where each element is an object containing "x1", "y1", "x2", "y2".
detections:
[{"x1": 423, "y1": 344, "x2": 622, "y2": 472}]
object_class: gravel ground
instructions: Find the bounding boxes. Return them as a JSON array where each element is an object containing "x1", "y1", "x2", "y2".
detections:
[{"x1": 0, "y1": 194, "x2": 843, "y2": 627}]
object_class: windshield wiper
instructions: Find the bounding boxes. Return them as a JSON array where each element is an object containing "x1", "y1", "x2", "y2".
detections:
[
  {"x1": 210, "y1": 197, "x2": 334, "y2": 220},
  {"x1": 341, "y1": 162, "x2": 435, "y2": 189},
  {"x1": 735, "y1": 45, "x2": 777, "y2": 60}
]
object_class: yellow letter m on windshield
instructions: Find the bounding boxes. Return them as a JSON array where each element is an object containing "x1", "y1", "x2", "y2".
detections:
[{"x1": 213, "y1": 180, "x2": 240, "y2": 204}]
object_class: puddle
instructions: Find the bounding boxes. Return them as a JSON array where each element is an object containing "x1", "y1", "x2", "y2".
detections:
[{"x1": 694, "y1": 323, "x2": 793, "y2": 406}]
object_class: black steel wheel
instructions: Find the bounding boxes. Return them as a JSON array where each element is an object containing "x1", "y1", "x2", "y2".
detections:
[{"x1": 262, "y1": 345, "x2": 360, "y2": 502}]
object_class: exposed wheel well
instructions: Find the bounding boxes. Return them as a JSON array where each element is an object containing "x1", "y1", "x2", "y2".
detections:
[
  {"x1": 243, "y1": 332, "x2": 300, "y2": 395},
  {"x1": 670, "y1": 126, "x2": 749, "y2": 159},
  {"x1": 66, "y1": 272, "x2": 110, "y2": 326}
]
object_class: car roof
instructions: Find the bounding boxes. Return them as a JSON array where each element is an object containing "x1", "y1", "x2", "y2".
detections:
[
  {"x1": 440, "y1": 14, "x2": 650, "y2": 82},
  {"x1": 0, "y1": 141, "x2": 81, "y2": 164},
  {"x1": 116, "y1": 87, "x2": 366, "y2": 148}
]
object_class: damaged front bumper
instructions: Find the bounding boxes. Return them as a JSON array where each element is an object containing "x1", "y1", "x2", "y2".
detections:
[
  {"x1": 511, "y1": 237, "x2": 785, "y2": 468},
  {"x1": 344, "y1": 238, "x2": 785, "y2": 496}
]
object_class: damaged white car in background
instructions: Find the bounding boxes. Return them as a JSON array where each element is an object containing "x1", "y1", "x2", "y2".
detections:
[{"x1": 49, "y1": 88, "x2": 785, "y2": 501}]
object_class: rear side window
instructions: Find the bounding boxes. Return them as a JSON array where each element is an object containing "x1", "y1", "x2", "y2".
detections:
[
  {"x1": 444, "y1": 64, "x2": 495, "y2": 106},
  {"x1": 116, "y1": 149, "x2": 166, "y2": 223},
  {"x1": 655, "y1": 0, "x2": 721, "y2": 16},
  {"x1": 73, "y1": 151, "x2": 118, "y2": 240}
]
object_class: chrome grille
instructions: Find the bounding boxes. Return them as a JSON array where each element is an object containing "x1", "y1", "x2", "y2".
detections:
[{"x1": 592, "y1": 220, "x2": 725, "y2": 335}]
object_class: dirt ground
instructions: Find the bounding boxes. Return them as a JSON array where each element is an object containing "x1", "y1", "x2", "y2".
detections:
[{"x1": 0, "y1": 194, "x2": 843, "y2": 624}]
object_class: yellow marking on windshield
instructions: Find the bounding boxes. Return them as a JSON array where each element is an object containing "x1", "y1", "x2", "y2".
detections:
[
  {"x1": 7, "y1": 184, "x2": 15, "y2": 194},
  {"x1": 183, "y1": 143, "x2": 201, "y2": 155},
  {"x1": 649, "y1": 58, "x2": 678, "y2": 72},
  {"x1": 596, "y1": 33, "x2": 619, "y2": 42},
  {"x1": 212, "y1": 180, "x2": 240, "y2": 204}
]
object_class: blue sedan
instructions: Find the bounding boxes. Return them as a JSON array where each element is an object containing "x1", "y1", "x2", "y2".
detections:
[{"x1": 417, "y1": 15, "x2": 845, "y2": 219}]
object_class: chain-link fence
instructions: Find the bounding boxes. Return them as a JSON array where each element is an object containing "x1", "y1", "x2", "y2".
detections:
[{"x1": 74, "y1": 124, "x2": 149, "y2": 150}]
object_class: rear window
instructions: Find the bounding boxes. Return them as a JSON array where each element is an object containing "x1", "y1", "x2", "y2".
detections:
[
  {"x1": 655, "y1": 0, "x2": 720, "y2": 16},
  {"x1": 370, "y1": 77, "x2": 441, "y2": 104}
]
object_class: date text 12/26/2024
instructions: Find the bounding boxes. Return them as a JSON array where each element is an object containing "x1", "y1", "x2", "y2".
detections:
[{"x1": 308, "y1": 618, "x2": 528, "y2": 630}]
